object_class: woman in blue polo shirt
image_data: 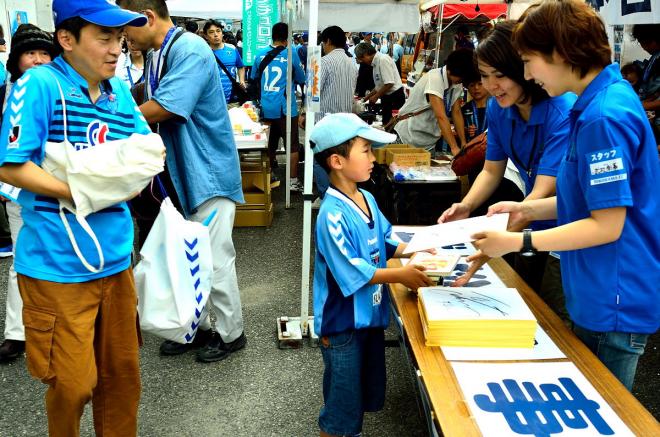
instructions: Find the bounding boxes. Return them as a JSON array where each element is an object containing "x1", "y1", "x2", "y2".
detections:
[
  {"x1": 438, "y1": 21, "x2": 575, "y2": 321},
  {"x1": 473, "y1": 0, "x2": 659, "y2": 391}
]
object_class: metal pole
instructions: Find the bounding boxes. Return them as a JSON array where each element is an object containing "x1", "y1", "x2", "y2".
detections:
[
  {"x1": 299, "y1": 0, "x2": 319, "y2": 337},
  {"x1": 284, "y1": 5, "x2": 294, "y2": 208}
]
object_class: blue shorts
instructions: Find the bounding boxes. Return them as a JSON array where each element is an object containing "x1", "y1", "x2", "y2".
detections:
[{"x1": 318, "y1": 328, "x2": 386, "y2": 436}]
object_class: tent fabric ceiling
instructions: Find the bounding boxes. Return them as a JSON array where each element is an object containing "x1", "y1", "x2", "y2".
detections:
[
  {"x1": 167, "y1": 0, "x2": 242, "y2": 20},
  {"x1": 432, "y1": 4, "x2": 507, "y2": 20}
]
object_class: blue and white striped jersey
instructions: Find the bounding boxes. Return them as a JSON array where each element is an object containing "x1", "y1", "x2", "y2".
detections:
[
  {"x1": 0, "y1": 56, "x2": 151, "y2": 282},
  {"x1": 313, "y1": 187, "x2": 399, "y2": 336}
]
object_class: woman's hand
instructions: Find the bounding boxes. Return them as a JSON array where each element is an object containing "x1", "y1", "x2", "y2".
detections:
[
  {"x1": 450, "y1": 252, "x2": 489, "y2": 287},
  {"x1": 438, "y1": 202, "x2": 470, "y2": 223},
  {"x1": 472, "y1": 230, "x2": 522, "y2": 258}
]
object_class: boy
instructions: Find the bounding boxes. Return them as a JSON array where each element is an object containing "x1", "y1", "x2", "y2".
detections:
[
  {"x1": 310, "y1": 113, "x2": 434, "y2": 437},
  {"x1": 0, "y1": 1, "x2": 149, "y2": 435}
]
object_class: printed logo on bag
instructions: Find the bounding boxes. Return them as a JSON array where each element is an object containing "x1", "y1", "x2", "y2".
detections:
[
  {"x1": 7, "y1": 125, "x2": 20, "y2": 149},
  {"x1": 75, "y1": 121, "x2": 109, "y2": 151}
]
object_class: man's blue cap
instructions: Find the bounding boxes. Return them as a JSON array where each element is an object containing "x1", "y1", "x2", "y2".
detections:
[
  {"x1": 53, "y1": 0, "x2": 147, "y2": 28},
  {"x1": 310, "y1": 113, "x2": 396, "y2": 154}
]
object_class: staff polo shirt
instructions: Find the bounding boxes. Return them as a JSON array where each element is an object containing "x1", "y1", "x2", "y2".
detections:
[
  {"x1": 213, "y1": 44, "x2": 244, "y2": 103},
  {"x1": 371, "y1": 52, "x2": 402, "y2": 95},
  {"x1": 556, "y1": 64, "x2": 660, "y2": 334},
  {"x1": 0, "y1": 56, "x2": 150, "y2": 282},
  {"x1": 313, "y1": 187, "x2": 399, "y2": 336},
  {"x1": 250, "y1": 45, "x2": 306, "y2": 120},
  {"x1": 148, "y1": 30, "x2": 244, "y2": 215},
  {"x1": 485, "y1": 93, "x2": 576, "y2": 229}
]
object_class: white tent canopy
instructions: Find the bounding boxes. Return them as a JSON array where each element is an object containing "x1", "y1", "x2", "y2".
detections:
[
  {"x1": 293, "y1": 0, "x2": 421, "y2": 32},
  {"x1": 167, "y1": 0, "x2": 242, "y2": 20}
]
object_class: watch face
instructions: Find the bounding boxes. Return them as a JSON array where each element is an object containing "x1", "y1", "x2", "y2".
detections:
[{"x1": 521, "y1": 251, "x2": 535, "y2": 257}]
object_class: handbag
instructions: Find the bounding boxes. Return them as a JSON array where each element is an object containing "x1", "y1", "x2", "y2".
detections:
[
  {"x1": 40, "y1": 71, "x2": 165, "y2": 273},
  {"x1": 451, "y1": 131, "x2": 488, "y2": 176},
  {"x1": 214, "y1": 55, "x2": 250, "y2": 104},
  {"x1": 134, "y1": 178, "x2": 217, "y2": 344},
  {"x1": 383, "y1": 105, "x2": 432, "y2": 133}
]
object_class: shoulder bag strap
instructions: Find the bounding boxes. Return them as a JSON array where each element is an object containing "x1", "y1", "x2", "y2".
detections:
[
  {"x1": 159, "y1": 29, "x2": 187, "y2": 79},
  {"x1": 214, "y1": 54, "x2": 241, "y2": 88}
]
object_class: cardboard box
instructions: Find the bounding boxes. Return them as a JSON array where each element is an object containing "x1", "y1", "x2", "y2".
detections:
[
  {"x1": 234, "y1": 203, "x2": 274, "y2": 227},
  {"x1": 240, "y1": 161, "x2": 270, "y2": 192},
  {"x1": 238, "y1": 192, "x2": 268, "y2": 208},
  {"x1": 374, "y1": 143, "x2": 412, "y2": 164},
  {"x1": 386, "y1": 148, "x2": 431, "y2": 166}
]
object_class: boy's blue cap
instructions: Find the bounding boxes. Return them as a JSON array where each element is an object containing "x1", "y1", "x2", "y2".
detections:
[
  {"x1": 310, "y1": 113, "x2": 396, "y2": 154},
  {"x1": 53, "y1": 0, "x2": 147, "y2": 28}
]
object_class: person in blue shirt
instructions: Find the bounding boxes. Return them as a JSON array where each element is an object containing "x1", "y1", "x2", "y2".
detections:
[
  {"x1": 311, "y1": 113, "x2": 434, "y2": 437},
  {"x1": 251, "y1": 22, "x2": 306, "y2": 191},
  {"x1": 439, "y1": 21, "x2": 574, "y2": 322},
  {"x1": 0, "y1": 1, "x2": 150, "y2": 434},
  {"x1": 120, "y1": 0, "x2": 246, "y2": 363},
  {"x1": 473, "y1": 0, "x2": 659, "y2": 391},
  {"x1": 203, "y1": 19, "x2": 245, "y2": 104}
]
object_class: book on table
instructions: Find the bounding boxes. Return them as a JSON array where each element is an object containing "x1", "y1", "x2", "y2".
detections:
[
  {"x1": 409, "y1": 252, "x2": 461, "y2": 280},
  {"x1": 417, "y1": 286, "x2": 537, "y2": 348}
]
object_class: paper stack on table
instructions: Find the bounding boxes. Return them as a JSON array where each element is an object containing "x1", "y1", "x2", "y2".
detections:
[{"x1": 417, "y1": 286, "x2": 537, "y2": 348}]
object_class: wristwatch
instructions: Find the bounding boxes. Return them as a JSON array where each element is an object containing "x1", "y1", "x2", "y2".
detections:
[{"x1": 520, "y1": 229, "x2": 537, "y2": 257}]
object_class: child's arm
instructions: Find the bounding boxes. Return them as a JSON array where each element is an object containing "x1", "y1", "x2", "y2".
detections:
[{"x1": 370, "y1": 264, "x2": 435, "y2": 291}]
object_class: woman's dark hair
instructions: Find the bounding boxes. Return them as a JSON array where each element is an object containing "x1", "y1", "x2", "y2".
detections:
[
  {"x1": 475, "y1": 20, "x2": 548, "y2": 105},
  {"x1": 321, "y1": 25, "x2": 346, "y2": 49},
  {"x1": 203, "y1": 19, "x2": 223, "y2": 34},
  {"x1": 313, "y1": 139, "x2": 354, "y2": 174}
]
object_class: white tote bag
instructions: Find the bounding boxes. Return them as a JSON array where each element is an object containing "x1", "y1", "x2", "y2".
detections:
[{"x1": 134, "y1": 196, "x2": 216, "y2": 344}]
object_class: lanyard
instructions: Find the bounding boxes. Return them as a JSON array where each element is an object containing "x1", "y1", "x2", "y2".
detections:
[
  {"x1": 471, "y1": 101, "x2": 487, "y2": 134},
  {"x1": 149, "y1": 26, "x2": 177, "y2": 96},
  {"x1": 127, "y1": 66, "x2": 134, "y2": 87},
  {"x1": 509, "y1": 119, "x2": 541, "y2": 178}
]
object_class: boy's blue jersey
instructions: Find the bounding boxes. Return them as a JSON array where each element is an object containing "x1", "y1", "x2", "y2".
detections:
[
  {"x1": 213, "y1": 45, "x2": 244, "y2": 103},
  {"x1": 556, "y1": 64, "x2": 660, "y2": 334},
  {"x1": 314, "y1": 187, "x2": 399, "y2": 336},
  {"x1": 250, "y1": 45, "x2": 305, "y2": 119},
  {"x1": 485, "y1": 94, "x2": 576, "y2": 230},
  {"x1": 0, "y1": 56, "x2": 151, "y2": 282}
]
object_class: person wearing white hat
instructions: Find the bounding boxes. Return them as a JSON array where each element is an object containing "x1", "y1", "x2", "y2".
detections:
[{"x1": 310, "y1": 113, "x2": 434, "y2": 437}]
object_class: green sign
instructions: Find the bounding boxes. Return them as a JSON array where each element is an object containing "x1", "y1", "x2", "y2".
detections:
[{"x1": 243, "y1": 0, "x2": 280, "y2": 66}]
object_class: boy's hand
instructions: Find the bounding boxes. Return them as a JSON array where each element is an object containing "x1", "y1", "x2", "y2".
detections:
[{"x1": 398, "y1": 265, "x2": 435, "y2": 291}]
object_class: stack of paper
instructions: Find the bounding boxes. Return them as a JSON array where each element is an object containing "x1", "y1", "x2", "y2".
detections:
[
  {"x1": 409, "y1": 252, "x2": 460, "y2": 281},
  {"x1": 417, "y1": 287, "x2": 537, "y2": 348}
]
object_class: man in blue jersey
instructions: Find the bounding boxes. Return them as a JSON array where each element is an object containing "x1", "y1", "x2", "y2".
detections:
[
  {"x1": 0, "y1": 1, "x2": 150, "y2": 435},
  {"x1": 251, "y1": 22, "x2": 306, "y2": 191},
  {"x1": 310, "y1": 113, "x2": 434, "y2": 437},
  {"x1": 120, "y1": 0, "x2": 246, "y2": 363},
  {"x1": 203, "y1": 19, "x2": 245, "y2": 104}
]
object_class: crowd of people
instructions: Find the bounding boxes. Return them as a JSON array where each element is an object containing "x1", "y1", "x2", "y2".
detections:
[{"x1": 0, "y1": 0, "x2": 657, "y2": 436}]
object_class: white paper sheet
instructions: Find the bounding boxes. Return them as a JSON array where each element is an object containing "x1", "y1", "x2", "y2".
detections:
[
  {"x1": 391, "y1": 226, "x2": 478, "y2": 256},
  {"x1": 441, "y1": 326, "x2": 566, "y2": 361},
  {"x1": 403, "y1": 213, "x2": 509, "y2": 254},
  {"x1": 452, "y1": 362, "x2": 633, "y2": 436}
]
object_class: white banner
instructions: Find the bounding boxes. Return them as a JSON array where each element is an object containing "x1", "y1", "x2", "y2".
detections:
[{"x1": 589, "y1": 0, "x2": 660, "y2": 25}]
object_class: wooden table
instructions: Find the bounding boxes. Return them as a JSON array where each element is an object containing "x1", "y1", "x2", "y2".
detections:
[{"x1": 388, "y1": 257, "x2": 660, "y2": 436}]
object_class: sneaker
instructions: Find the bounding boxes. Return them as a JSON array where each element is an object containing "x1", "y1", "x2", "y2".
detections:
[
  {"x1": 290, "y1": 179, "x2": 304, "y2": 192},
  {"x1": 196, "y1": 332, "x2": 247, "y2": 363},
  {"x1": 159, "y1": 329, "x2": 212, "y2": 356},
  {"x1": 0, "y1": 339, "x2": 25, "y2": 363},
  {"x1": 0, "y1": 244, "x2": 13, "y2": 258},
  {"x1": 311, "y1": 197, "x2": 322, "y2": 210}
]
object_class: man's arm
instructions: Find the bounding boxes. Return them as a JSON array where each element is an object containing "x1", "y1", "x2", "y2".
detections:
[
  {"x1": 452, "y1": 98, "x2": 466, "y2": 147},
  {"x1": 238, "y1": 67, "x2": 246, "y2": 86},
  {"x1": 139, "y1": 100, "x2": 177, "y2": 124},
  {"x1": 429, "y1": 94, "x2": 460, "y2": 155},
  {"x1": 0, "y1": 162, "x2": 72, "y2": 201}
]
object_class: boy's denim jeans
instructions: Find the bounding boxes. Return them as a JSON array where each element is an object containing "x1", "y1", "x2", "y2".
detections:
[{"x1": 572, "y1": 324, "x2": 648, "y2": 391}]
